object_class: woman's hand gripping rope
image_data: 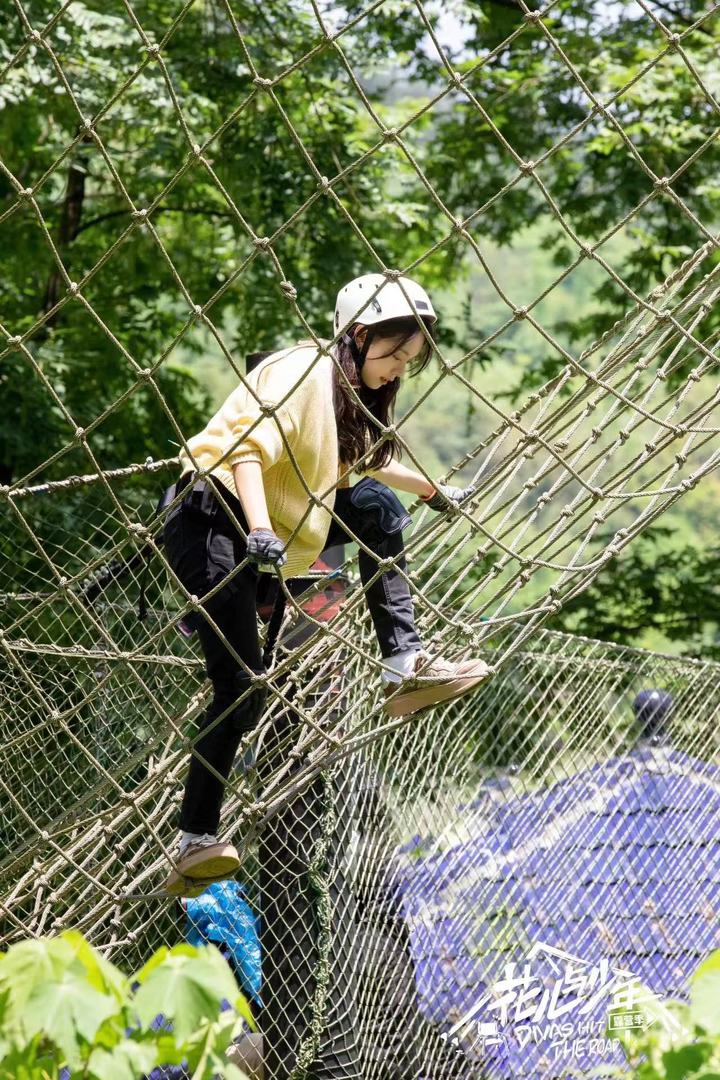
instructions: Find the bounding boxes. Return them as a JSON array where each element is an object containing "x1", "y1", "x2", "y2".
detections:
[
  {"x1": 421, "y1": 482, "x2": 477, "y2": 514},
  {"x1": 246, "y1": 527, "x2": 288, "y2": 573}
]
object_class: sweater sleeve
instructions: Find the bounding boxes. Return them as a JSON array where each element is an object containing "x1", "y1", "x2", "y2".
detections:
[{"x1": 224, "y1": 363, "x2": 298, "y2": 472}]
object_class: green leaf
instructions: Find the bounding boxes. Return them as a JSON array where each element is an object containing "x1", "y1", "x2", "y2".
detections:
[
  {"x1": 60, "y1": 930, "x2": 128, "y2": 1003},
  {"x1": 662, "y1": 1042, "x2": 712, "y2": 1080},
  {"x1": 233, "y1": 991, "x2": 256, "y2": 1034},
  {"x1": 0, "y1": 938, "x2": 68, "y2": 1012},
  {"x1": 691, "y1": 950, "x2": 720, "y2": 1036},
  {"x1": 87, "y1": 1040, "x2": 159, "y2": 1080},
  {"x1": 133, "y1": 944, "x2": 239, "y2": 1044},
  {"x1": 22, "y1": 968, "x2": 117, "y2": 1067},
  {"x1": 132, "y1": 943, "x2": 173, "y2": 984},
  {"x1": 183, "y1": 1021, "x2": 253, "y2": 1080}
]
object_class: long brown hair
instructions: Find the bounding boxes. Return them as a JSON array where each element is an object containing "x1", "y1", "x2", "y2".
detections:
[{"x1": 332, "y1": 316, "x2": 436, "y2": 473}]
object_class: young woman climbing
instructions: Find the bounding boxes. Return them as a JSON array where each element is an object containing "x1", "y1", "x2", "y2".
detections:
[{"x1": 162, "y1": 272, "x2": 491, "y2": 895}]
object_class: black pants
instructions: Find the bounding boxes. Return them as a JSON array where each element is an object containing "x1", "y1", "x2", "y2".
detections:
[{"x1": 163, "y1": 476, "x2": 423, "y2": 834}]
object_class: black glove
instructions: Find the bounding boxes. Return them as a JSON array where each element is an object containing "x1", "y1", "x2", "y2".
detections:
[
  {"x1": 246, "y1": 527, "x2": 287, "y2": 570},
  {"x1": 422, "y1": 482, "x2": 476, "y2": 513}
]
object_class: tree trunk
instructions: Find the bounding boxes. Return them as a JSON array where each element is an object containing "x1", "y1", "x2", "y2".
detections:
[{"x1": 41, "y1": 134, "x2": 91, "y2": 321}]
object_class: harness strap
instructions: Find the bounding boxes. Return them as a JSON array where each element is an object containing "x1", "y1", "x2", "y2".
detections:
[
  {"x1": 138, "y1": 481, "x2": 178, "y2": 621},
  {"x1": 263, "y1": 585, "x2": 287, "y2": 668}
]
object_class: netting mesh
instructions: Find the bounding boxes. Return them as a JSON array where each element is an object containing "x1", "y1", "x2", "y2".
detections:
[{"x1": 3, "y1": 0, "x2": 720, "y2": 1077}]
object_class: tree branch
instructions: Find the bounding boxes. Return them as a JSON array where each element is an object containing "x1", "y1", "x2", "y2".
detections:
[
  {"x1": 41, "y1": 156, "x2": 87, "y2": 319},
  {"x1": 646, "y1": 0, "x2": 714, "y2": 35}
]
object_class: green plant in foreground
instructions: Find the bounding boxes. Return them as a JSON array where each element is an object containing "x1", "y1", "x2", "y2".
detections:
[
  {"x1": 0, "y1": 930, "x2": 254, "y2": 1079},
  {"x1": 592, "y1": 949, "x2": 720, "y2": 1079}
]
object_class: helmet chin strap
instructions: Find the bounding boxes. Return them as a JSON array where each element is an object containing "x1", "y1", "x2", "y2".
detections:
[{"x1": 342, "y1": 329, "x2": 372, "y2": 372}]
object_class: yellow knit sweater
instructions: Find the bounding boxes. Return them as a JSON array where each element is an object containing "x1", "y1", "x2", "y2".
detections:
[{"x1": 179, "y1": 342, "x2": 340, "y2": 579}]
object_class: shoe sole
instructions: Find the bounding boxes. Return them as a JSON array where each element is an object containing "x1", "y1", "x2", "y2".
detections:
[
  {"x1": 163, "y1": 843, "x2": 241, "y2": 898},
  {"x1": 164, "y1": 874, "x2": 223, "y2": 899},
  {"x1": 383, "y1": 663, "x2": 491, "y2": 718}
]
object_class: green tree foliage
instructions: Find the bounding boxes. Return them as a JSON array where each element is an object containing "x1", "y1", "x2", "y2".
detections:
[
  {"x1": 423, "y1": 1, "x2": 720, "y2": 376},
  {"x1": 603, "y1": 948, "x2": 720, "y2": 1078},
  {"x1": 0, "y1": 930, "x2": 254, "y2": 1079},
  {"x1": 0, "y1": 0, "x2": 446, "y2": 488},
  {"x1": 546, "y1": 524, "x2": 720, "y2": 660}
]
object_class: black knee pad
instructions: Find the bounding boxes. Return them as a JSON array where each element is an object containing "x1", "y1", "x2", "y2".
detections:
[
  {"x1": 228, "y1": 674, "x2": 267, "y2": 736},
  {"x1": 349, "y1": 478, "x2": 411, "y2": 536}
]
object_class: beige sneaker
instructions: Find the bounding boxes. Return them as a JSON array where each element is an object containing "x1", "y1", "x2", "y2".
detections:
[
  {"x1": 163, "y1": 834, "x2": 241, "y2": 898},
  {"x1": 382, "y1": 649, "x2": 492, "y2": 718}
]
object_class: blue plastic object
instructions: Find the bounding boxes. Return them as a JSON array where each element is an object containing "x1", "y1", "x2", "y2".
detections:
[{"x1": 185, "y1": 879, "x2": 262, "y2": 1007}]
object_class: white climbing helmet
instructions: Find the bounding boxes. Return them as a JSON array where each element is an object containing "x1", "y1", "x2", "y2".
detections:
[{"x1": 333, "y1": 273, "x2": 437, "y2": 337}]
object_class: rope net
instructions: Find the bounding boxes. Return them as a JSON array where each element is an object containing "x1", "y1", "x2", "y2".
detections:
[{"x1": 2, "y1": 1, "x2": 720, "y2": 1076}]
